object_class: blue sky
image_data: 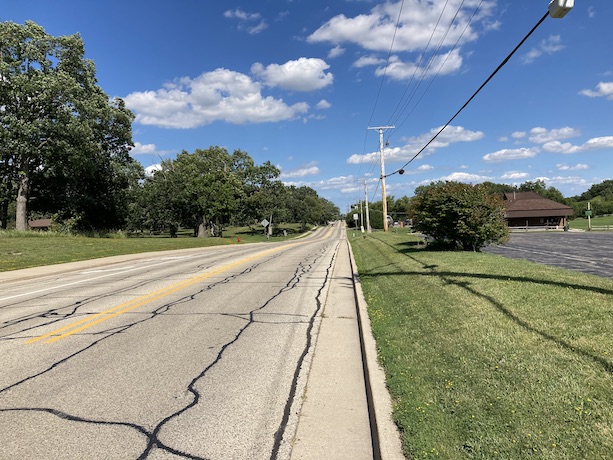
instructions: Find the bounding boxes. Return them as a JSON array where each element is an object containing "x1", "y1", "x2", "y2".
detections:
[{"x1": 3, "y1": 1, "x2": 611, "y2": 212}]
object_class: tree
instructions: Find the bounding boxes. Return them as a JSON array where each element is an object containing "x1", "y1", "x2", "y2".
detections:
[
  {"x1": 518, "y1": 179, "x2": 566, "y2": 204},
  {"x1": 410, "y1": 181, "x2": 509, "y2": 251},
  {"x1": 0, "y1": 20, "x2": 134, "y2": 230}
]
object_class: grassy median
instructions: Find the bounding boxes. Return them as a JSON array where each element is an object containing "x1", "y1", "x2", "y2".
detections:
[{"x1": 349, "y1": 231, "x2": 613, "y2": 459}]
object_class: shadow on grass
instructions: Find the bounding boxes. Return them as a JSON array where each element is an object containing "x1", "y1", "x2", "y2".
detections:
[{"x1": 359, "y1": 235, "x2": 613, "y2": 375}]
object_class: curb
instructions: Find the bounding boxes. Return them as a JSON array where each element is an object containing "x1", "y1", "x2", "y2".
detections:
[{"x1": 345, "y1": 239, "x2": 405, "y2": 460}]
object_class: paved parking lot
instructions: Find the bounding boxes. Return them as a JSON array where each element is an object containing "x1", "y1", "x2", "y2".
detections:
[{"x1": 484, "y1": 231, "x2": 613, "y2": 279}]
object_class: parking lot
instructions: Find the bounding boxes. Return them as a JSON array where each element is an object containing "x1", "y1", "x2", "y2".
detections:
[{"x1": 483, "y1": 231, "x2": 613, "y2": 279}]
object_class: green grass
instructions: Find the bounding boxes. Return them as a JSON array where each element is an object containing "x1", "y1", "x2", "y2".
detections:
[
  {"x1": 569, "y1": 215, "x2": 613, "y2": 230},
  {"x1": 349, "y1": 231, "x2": 613, "y2": 459},
  {"x1": 0, "y1": 224, "x2": 311, "y2": 272}
]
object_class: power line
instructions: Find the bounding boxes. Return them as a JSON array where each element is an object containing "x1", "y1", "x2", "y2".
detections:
[
  {"x1": 389, "y1": 0, "x2": 485, "y2": 138},
  {"x1": 387, "y1": 10, "x2": 550, "y2": 178}
]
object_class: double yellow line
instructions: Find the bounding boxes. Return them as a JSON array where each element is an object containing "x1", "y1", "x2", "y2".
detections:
[{"x1": 27, "y1": 245, "x2": 283, "y2": 344}]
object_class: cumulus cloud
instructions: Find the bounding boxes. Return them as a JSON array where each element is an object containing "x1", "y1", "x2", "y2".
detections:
[
  {"x1": 482, "y1": 147, "x2": 539, "y2": 162},
  {"x1": 279, "y1": 161, "x2": 321, "y2": 179},
  {"x1": 308, "y1": 1, "x2": 495, "y2": 78},
  {"x1": 130, "y1": 142, "x2": 157, "y2": 155},
  {"x1": 316, "y1": 99, "x2": 332, "y2": 109},
  {"x1": 542, "y1": 136, "x2": 613, "y2": 154},
  {"x1": 374, "y1": 49, "x2": 463, "y2": 80},
  {"x1": 580, "y1": 82, "x2": 613, "y2": 100},
  {"x1": 124, "y1": 68, "x2": 309, "y2": 128},
  {"x1": 522, "y1": 35, "x2": 564, "y2": 64},
  {"x1": 528, "y1": 126, "x2": 580, "y2": 144},
  {"x1": 308, "y1": 0, "x2": 494, "y2": 53},
  {"x1": 346, "y1": 125, "x2": 484, "y2": 164},
  {"x1": 251, "y1": 58, "x2": 333, "y2": 91}
]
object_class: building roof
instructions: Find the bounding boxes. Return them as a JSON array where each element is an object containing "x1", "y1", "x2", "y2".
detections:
[{"x1": 503, "y1": 191, "x2": 574, "y2": 218}]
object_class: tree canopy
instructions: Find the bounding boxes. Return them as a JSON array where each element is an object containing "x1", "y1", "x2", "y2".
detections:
[
  {"x1": 410, "y1": 181, "x2": 509, "y2": 251},
  {"x1": 129, "y1": 147, "x2": 339, "y2": 237},
  {"x1": 0, "y1": 20, "x2": 137, "y2": 230}
]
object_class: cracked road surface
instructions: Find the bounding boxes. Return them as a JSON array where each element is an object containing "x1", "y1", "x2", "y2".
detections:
[{"x1": 0, "y1": 225, "x2": 343, "y2": 459}]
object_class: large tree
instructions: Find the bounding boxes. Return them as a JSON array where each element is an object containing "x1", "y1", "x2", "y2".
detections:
[
  {"x1": 0, "y1": 20, "x2": 134, "y2": 230},
  {"x1": 410, "y1": 181, "x2": 509, "y2": 251}
]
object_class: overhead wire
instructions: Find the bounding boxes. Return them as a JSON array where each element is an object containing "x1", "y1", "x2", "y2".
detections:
[
  {"x1": 385, "y1": 0, "x2": 452, "y2": 127},
  {"x1": 386, "y1": 10, "x2": 551, "y2": 177},
  {"x1": 354, "y1": 0, "x2": 406, "y2": 207},
  {"x1": 390, "y1": 0, "x2": 485, "y2": 138},
  {"x1": 387, "y1": 0, "x2": 464, "y2": 130}
]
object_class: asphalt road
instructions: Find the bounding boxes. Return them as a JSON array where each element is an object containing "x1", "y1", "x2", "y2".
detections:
[
  {"x1": 0, "y1": 225, "x2": 344, "y2": 460},
  {"x1": 484, "y1": 231, "x2": 613, "y2": 279}
]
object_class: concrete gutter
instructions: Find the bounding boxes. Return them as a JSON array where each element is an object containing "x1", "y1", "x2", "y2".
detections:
[{"x1": 346, "y1": 239, "x2": 405, "y2": 460}]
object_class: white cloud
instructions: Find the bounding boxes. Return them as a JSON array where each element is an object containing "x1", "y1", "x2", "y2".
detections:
[
  {"x1": 130, "y1": 142, "x2": 157, "y2": 155},
  {"x1": 501, "y1": 171, "x2": 529, "y2": 180},
  {"x1": 316, "y1": 99, "x2": 332, "y2": 109},
  {"x1": 588, "y1": 6, "x2": 596, "y2": 18},
  {"x1": 224, "y1": 9, "x2": 268, "y2": 34},
  {"x1": 482, "y1": 147, "x2": 539, "y2": 162},
  {"x1": 346, "y1": 125, "x2": 484, "y2": 164},
  {"x1": 511, "y1": 131, "x2": 527, "y2": 139},
  {"x1": 528, "y1": 126, "x2": 580, "y2": 144},
  {"x1": 124, "y1": 68, "x2": 309, "y2": 128},
  {"x1": 353, "y1": 55, "x2": 386, "y2": 68},
  {"x1": 251, "y1": 58, "x2": 333, "y2": 91},
  {"x1": 283, "y1": 175, "x2": 357, "y2": 194},
  {"x1": 557, "y1": 163, "x2": 589, "y2": 171},
  {"x1": 144, "y1": 164, "x2": 162, "y2": 177},
  {"x1": 328, "y1": 45, "x2": 345, "y2": 59},
  {"x1": 307, "y1": 1, "x2": 495, "y2": 79},
  {"x1": 542, "y1": 136, "x2": 613, "y2": 154},
  {"x1": 438, "y1": 172, "x2": 491, "y2": 182},
  {"x1": 279, "y1": 161, "x2": 321, "y2": 179},
  {"x1": 522, "y1": 35, "x2": 564, "y2": 64},
  {"x1": 308, "y1": 0, "x2": 495, "y2": 53},
  {"x1": 374, "y1": 49, "x2": 463, "y2": 80},
  {"x1": 580, "y1": 82, "x2": 613, "y2": 100}
]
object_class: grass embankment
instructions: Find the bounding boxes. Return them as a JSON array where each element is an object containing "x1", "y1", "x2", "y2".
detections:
[
  {"x1": 0, "y1": 224, "x2": 306, "y2": 272},
  {"x1": 570, "y1": 215, "x2": 613, "y2": 230},
  {"x1": 349, "y1": 232, "x2": 613, "y2": 459}
]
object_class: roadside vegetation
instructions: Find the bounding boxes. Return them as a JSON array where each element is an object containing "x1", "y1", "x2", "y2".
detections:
[
  {"x1": 350, "y1": 231, "x2": 613, "y2": 459},
  {"x1": 0, "y1": 224, "x2": 309, "y2": 272},
  {"x1": 569, "y1": 215, "x2": 613, "y2": 231}
]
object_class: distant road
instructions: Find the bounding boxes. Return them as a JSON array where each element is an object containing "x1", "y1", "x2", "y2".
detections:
[
  {"x1": 0, "y1": 225, "x2": 343, "y2": 460},
  {"x1": 484, "y1": 231, "x2": 613, "y2": 279}
]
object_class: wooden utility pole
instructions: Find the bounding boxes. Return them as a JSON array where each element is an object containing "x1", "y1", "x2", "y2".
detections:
[{"x1": 368, "y1": 126, "x2": 394, "y2": 231}]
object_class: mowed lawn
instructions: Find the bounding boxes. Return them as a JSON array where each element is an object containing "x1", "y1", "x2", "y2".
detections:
[
  {"x1": 349, "y1": 232, "x2": 613, "y2": 459},
  {"x1": 0, "y1": 225, "x2": 306, "y2": 272}
]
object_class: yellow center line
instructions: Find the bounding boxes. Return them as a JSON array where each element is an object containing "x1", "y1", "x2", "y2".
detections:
[{"x1": 27, "y1": 243, "x2": 288, "y2": 344}]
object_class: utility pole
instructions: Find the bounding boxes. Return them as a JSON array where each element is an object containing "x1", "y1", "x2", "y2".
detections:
[
  {"x1": 364, "y1": 179, "x2": 371, "y2": 233},
  {"x1": 368, "y1": 125, "x2": 394, "y2": 231},
  {"x1": 359, "y1": 199, "x2": 364, "y2": 232}
]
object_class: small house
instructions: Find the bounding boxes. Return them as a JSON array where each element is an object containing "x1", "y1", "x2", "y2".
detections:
[{"x1": 504, "y1": 191, "x2": 574, "y2": 228}]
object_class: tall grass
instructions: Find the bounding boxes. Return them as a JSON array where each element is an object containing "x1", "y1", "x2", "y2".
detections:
[{"x1": 350, "y1": 231, "x2": 613, "y2": 459}]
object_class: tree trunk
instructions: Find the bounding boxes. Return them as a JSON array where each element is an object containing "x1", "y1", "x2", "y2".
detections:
[
  {"x1": 0, "y1": 198, "x2": 8, "y2": 229},
  {"x1": 15, "y1": 174, "x2": 29, "y2": 231},
  {"x1": 197, "y1": 215, "x2": 207, "y2": 238}
]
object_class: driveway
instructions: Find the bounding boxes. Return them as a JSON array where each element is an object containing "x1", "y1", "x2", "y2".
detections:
[{"x1": 483, "y1": 231, "x2": 613, "y2": 279}]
